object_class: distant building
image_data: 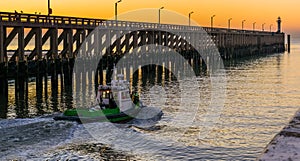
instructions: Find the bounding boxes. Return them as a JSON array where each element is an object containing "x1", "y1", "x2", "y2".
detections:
[{"x1": 277, "y1": 17, "x2": 281, "y2": 33}]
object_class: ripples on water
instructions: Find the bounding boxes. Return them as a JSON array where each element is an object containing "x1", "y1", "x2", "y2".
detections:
[{"x1": 1, "y1": 43, "x2": 300, "y2": 160}]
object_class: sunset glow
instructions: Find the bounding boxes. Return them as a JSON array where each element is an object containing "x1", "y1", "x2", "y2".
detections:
[{"x1": 0, "y1": 0, "x2": 299, "y2": 34}]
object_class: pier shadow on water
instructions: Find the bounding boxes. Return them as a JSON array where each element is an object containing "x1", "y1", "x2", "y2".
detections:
[{"x1": 0, "y1": 59, "x2": 74, "y2": 119}]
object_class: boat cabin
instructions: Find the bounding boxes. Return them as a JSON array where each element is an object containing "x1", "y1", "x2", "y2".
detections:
[{"x1": 96, "y1": 74, "x2": 136, "y2": 111}]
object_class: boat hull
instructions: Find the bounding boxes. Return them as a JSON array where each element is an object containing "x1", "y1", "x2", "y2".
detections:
[{"x1": 53, "y1": 107, "x2": 141, "y2": 123}]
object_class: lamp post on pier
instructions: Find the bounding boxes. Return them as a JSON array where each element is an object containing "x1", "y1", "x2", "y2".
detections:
[
  {"x1": 47, "y1": 0, "x2": 52, "y2": 16},
  {"x1": 158, "y1": 6, "x2": 164, "y2": 24},
  {"x1": 189, "y1": 11, "x2": 194, "y2": 26},
  {"x1": 253, "y1": 22, "x2": 256, "y2": 31},
  {"x1": 211, "y1": 15, "x2": 216, "y2": 29},
  {"x1": 115, "y1": 0, "x2": 122, "y2": 22},
  {"x1": 242, "y1": 20, "x2": 246, "y2": 30},
  {"x1": 228, "y1": 18, "x2": 232, "y2": 29},
  {"x1": 262, "y1": 23, "x2": 265, "y2": 31}
]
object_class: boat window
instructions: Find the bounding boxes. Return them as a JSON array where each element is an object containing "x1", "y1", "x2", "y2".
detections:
[{"x1": 101, "y1": 90, "x2": 110, "y2": 99}]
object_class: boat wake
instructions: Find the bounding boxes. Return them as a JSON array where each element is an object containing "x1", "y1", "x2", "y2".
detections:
[{"x1": 0, "y1": 106, "x2": 164, "y2": 160}]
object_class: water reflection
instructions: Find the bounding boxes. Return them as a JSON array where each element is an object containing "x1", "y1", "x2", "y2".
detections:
[
  {"x1": 2, "y1": 52, "x2": 298, "y2": 120},
  {"x1": 1, "y1": 48, "x2": 300, "y2": 160},
  {"x1": 2, "y1": 59, "x2": 197, "y2": 119}
]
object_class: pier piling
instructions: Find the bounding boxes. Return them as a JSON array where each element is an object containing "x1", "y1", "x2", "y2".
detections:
[
  {"x1": 0, "y1": 62, "x2": 8, "y2": 118},
  {"x1": 287, "y1": 34, "x2": 291, "y2": 53}
]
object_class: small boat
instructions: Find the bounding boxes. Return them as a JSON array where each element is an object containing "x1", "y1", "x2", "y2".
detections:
[{"x1": 54, "y1": 74, "x2": 143, "y2": 123}]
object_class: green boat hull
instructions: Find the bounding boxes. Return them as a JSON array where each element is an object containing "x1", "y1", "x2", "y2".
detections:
[{"x1": 54, "y1": 106, "x2": 141, "y2": 123}]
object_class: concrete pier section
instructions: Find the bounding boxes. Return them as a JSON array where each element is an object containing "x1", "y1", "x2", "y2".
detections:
[{"x1": 259, "y1": 109, "x2": 300, "y2": 160}]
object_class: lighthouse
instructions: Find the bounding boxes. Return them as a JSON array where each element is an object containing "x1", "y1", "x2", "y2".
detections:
[{"x1": 277, "y1": 17, "x2": 281, "y2": 33}]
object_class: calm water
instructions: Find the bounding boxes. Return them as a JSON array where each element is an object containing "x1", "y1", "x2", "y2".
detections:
[{"x1": 1, "y1": 40, "x2": 300, "y2": 160}]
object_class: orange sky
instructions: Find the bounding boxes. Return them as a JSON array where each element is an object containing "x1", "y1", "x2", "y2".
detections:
[{"x1": 0, "y1": 0, "x2": 299, "y2": 35}]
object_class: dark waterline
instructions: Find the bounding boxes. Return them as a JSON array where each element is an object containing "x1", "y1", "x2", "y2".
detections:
[{"x1": 1, "y1": 60, "x2": 206, "y2": 119}]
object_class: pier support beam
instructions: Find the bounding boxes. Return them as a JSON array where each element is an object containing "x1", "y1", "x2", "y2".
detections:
[
  {"x1": 17, "y1": 27, "x2": 25, "y2": 62},
  {"x1": 35, "y1": 60, "x2": 43, "y2": 112},
  {"x1": 50, "y1": 59, "x2": 59, "y2": 111},
  {"x1": 50, "y1": 28, "x2": 58, "y2": 59},
  {"x1": 0, "y1": 63, "x2": 8, "y2": 118},
  {"x1": 287, "y1": 35, "x2": 291, "y2": 53},
  {"x1": 35, "y1": 28, "x2": 42, "y2": 60},
  {"x1": 15, "y1": 61, "x2": 28, "y2": 118},
  {"x1": 0, "y1": 25, "x2": 5, "y2": 63}
]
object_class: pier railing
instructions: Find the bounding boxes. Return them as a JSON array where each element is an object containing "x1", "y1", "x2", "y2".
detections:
[
  {"x1": 0, "y1": 11, "x2": 276, "y2": 35},
  {"x1": 0, "y1": 12, "x2": 106, "y2": 28}
]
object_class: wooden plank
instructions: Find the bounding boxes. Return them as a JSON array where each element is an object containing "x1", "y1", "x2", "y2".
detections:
[
  {"x1": 50, "y1": 28, "x2": 58, "y2": 59},
  {"x1": 17, "y1": 27, "x2": 24, "y2": 61},
  {"x1": 35, "y1": 27, "x2": 42, "y2": 60},
  {"x1": 67, "y1": 29, "x2": 73, "y2": 58}
]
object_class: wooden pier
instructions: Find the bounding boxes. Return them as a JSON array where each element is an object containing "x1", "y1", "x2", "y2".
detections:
[
  {"x1": 0, "y1": 11, "x2": 285, "y2": 63},
  {"x1": 0, "y1": 11, "x2": 285, "y2": 118}
]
